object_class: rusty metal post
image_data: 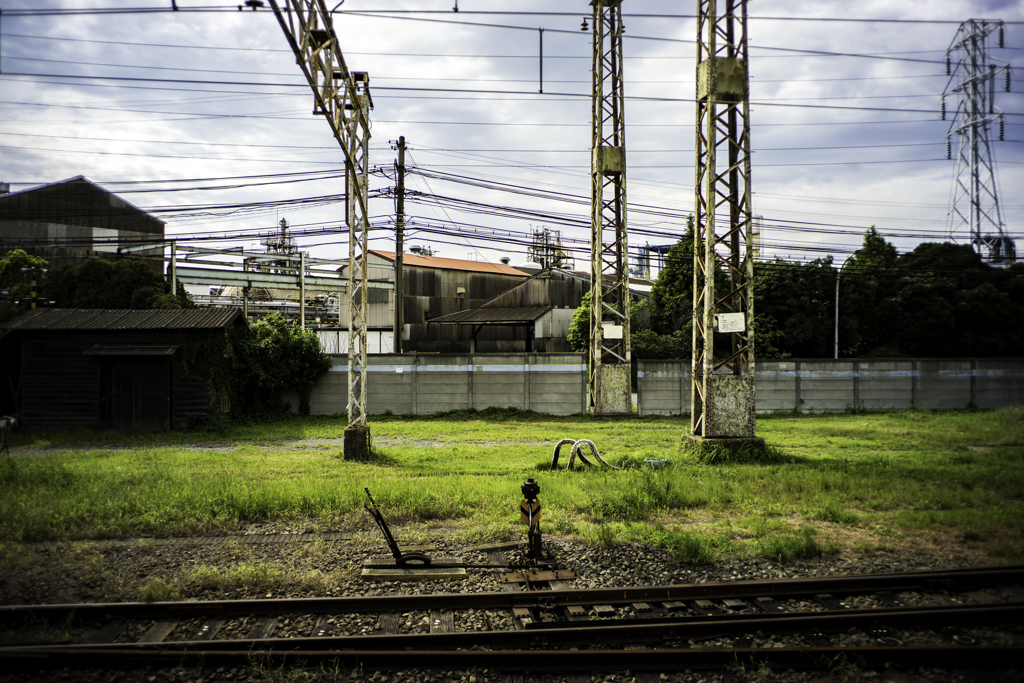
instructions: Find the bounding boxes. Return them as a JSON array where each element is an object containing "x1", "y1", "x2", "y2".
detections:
[
  {"x1": 690, "y1": 0, "x2": 759, "y2": 444},
  {"x1": 589, "y1": 0, "x2": 631, "y2": 415},
  {"x1": 268, "y1": 0, "x2": 373, "y2": 456}
]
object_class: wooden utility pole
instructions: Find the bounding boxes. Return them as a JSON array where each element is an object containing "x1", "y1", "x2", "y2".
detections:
[{"x1": 394, "y1": 136, "x2": 406, "y2": 354}]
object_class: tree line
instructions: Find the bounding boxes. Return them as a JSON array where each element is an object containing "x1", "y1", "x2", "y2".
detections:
[{"x1": 630, "y1": 226, "x2": 1024, "y2": 359}]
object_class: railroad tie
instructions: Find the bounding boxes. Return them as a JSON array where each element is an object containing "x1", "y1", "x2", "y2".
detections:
[
  {"x1": 488, "y1": 550, "x2": 529, "y2": 630},
  {"x1": 375, "y1": 611, "x2": 401, "y2": 634},
  {"x1": 138, "y1": 619, "x2": 178, "y2": 643},
  {"x1": 429, "y1": 609, "x2": 455, "y2": 634},
  {"x1": 192, "y1": 617, "x2": 227, "y2": 641},
  {"x1": 80, "y1": 620, "x2": 128, "y2": 644},
  {"x1": 309, "y1": 615, "x2": 332, "y2": 638},
  {"x1": 245, "y1": 616, "x2": 278, "y2": 640}
]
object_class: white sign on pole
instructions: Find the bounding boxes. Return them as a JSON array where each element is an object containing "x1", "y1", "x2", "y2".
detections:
[{"x1": 717, "y1": 313, "x2": 745, "y2": 333}]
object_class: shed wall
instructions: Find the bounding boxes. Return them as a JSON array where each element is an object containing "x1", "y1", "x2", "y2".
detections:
[{"x1": 17, "y1": 331, "x2": 214, "y2": 429}]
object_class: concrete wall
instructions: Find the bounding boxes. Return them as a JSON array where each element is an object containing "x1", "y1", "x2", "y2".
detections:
[
  {"x1": 638, "y1": 359, "x2": 1024, "y2": 416},
  {"x1": 285, "y1": 353, "x2": 587, "y2": 416}
]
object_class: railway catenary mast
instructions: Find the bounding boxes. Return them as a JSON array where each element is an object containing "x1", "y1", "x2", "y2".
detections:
[
  {"x1": 588, "y1": 0, "x2": 631, "y2": 414},
  {"x1": 943, "y1": 19, "x2": 1014, "y2": 265},
  {"x1": 690, "y1": 0, "x2": 760, "y2": 443},
  {"x1": 268, "y1": 0, "x2": 373, "y2": 459}
]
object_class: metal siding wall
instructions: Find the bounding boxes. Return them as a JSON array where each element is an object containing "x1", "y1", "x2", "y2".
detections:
[
  {"x1": 529, "y1": 355, "x2": 588, "y2": 415},
  {"x1": 416, "y1": 355, "x2": 472, "y2": 413},
  {"x1": 915, "y1": 360, "x2": 973, "y2": 410},
  {"x1": 798, "y1": 361, "x2": 857, "y2": 412},
  {"x1": 637, "y1": 359, "x2": 1024, "y2": 415},
  {"x1": 302, "y1": 353, "x2": 586, "y2": 416},
  {"x1": 471, "y1": 354, "x2": 526, "y2": 410},
  {"x1": 635, "y1": 362, "x2": 686, "y2": 416},
  {"x1": 755, "y1": 361, "x2": 798, "y2": 412},
  {"x1": 858, "y1": 361, "x2": 914, "y2": 411},
  {"x1": 975, "y1": 359, "x2": 1024, "y2": 409}
]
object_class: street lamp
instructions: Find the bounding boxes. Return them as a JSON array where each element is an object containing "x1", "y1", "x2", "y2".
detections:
[{"x1": 834, "y1": 255, "x2": 855, "y2": 360}]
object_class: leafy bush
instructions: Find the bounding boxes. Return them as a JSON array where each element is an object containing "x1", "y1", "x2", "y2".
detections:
[
  {"x1": 0, "y1": 249, "x2": 49, "y2": 323},
  {"x1": 182, "y1": 313, "x2": 331, "y2": 420}
]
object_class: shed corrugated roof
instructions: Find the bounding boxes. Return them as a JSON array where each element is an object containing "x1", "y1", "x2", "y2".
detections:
[
  {"x1": 427, "y1": 306, "x2": 552, "y2": 325},
  {"x1": 0, "y1": 307, "x2": 244, "y2": 333}
]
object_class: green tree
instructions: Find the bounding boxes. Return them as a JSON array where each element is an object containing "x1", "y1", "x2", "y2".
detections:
[
  {"x1": 183, "y1": 313, "x2": 333, "y2": 420},
  {"x1": 755, "y1": 257, "x2": 837, "y2": 358},
  {"x1": 648, "y1": 218, "x2": 695, "y2": 336},
  {"x1": 886, "y1": 242, "x2": 1021, "y2": 357},
  {"x1": 0, "y1": 249, "x2": 49, "y2": 323},
  {"x1": 45, "y1": 258, "x2": 194, "y2": 309},
  {"x1": 230, "y1": 313, "x2": 332, "y2": 416},
  {"x1": 837, "y1": 227, "x2": 900, "y2": 356},
  {"x1": 566, "y1": 291, "x2": 591, "y2": 353}
]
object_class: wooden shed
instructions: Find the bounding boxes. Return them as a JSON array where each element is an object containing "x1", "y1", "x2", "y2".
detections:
[{"x1": 0, "y1": 308, "x2": 245, "y2": 430}]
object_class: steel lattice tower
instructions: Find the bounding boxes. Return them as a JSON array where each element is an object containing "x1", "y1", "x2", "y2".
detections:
[
  {"x1": 691, "y1": 0, "x2": 757, "y2": 440},
  {"x1": 944, "y1": 19, "x2": 1014, "y2": 264},
  {"x1": 269, "y1": 0, "x2": 374, "y2": 457},
  {"x1": 589, "y1": 0, "x2": 631, "y2": 414}
]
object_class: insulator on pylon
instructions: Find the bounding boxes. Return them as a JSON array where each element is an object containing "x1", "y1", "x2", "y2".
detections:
[
  {"x1": 1000, "y1": 118, "x2": 1005, "y2": 141},
  {"x1": 941, "y1": 98, "x2": 946, "y2": 120},
  {"x1": 999, "y1": 26, "x2": 1004, "y2": 48},
  {"x1": 1007, "y1": 70, "x2": 1012, "y2": 93},
  {"x1": 945, "y1": 55, "x2": 951, "y2": 76},
  {"x1": 946, "y1": 139, "x2": 952, "y2": 160}
]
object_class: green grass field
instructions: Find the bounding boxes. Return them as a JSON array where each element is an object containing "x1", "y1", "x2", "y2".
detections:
[{"x1": 2, "y1": 407, "x2": 1022, "y2": 564}]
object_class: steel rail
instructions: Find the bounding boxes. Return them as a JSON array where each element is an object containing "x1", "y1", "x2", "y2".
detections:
[
  {"x1": 1, "y1": 645, "x2": 1020, "y2": 673},
  {"x1": 2, "y1": 603, "x2": 1020, "y2": 655},
  {"x1": 2, "y1": 564, "x2": 1020, "y2": 625}
]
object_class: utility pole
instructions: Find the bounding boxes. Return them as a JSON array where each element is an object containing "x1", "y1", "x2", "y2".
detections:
[
  {"x1": 690, "y1": 0, "x2": 760, "y2": 446},
  {"x1": 268, "y1": 0, "x2": 374, "y2": 459},
  {"x1": 588, "y1": 0, "x2": 631, "y2": 415},
  {"x1": 943, "y1": 20, "x2": 1013, "y2": 264},
  {"x1": 393, "y1": 136, "x2": 406, "y2": 354}
]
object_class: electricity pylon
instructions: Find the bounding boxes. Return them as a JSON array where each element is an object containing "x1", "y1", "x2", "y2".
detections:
[
  {"x1": 269, "y1": 0, "x2": 374, "y2": 458},
  {"x1": 589, "y1": 0, "x2": 631, "y2": 414},
  {"x1": 690, "y1": 0, "x2": 759, "y2": 441},
  {"x1": 943, "y1": 19, "x2": 1014, "y2": 264}
]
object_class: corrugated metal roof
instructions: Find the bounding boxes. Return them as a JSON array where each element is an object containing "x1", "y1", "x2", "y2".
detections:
[
  {"x1": 82, "y1": 345, "x2": 180, "y2": 356},
  {"x1": 0, "y1": 175, "x2": 165, "y2": 224},
  {"x1": 0, "y1": 307, "x2": 244, "y2": 332},
  {"x1": 368, "y1": 250, "x2": 530, "y2": 277},
  {"x1": 427, "y1": 306, "x2": 552, "y2": 325}
]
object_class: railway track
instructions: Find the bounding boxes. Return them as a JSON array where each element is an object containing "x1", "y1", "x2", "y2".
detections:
[{"x1": 2, "y1": 563, "x2": 1022, "y2": 676}]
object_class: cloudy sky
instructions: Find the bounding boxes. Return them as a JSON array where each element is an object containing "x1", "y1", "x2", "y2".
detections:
[{"x1": 1, "y1": 0, "x2": 1021, "y2": 276}]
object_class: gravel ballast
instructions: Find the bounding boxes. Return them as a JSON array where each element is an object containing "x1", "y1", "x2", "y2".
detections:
[{"x1": 1, "y1": 527, "x2": 1021, "y2": 683}]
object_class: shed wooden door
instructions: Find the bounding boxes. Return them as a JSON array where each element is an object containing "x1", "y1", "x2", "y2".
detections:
[{"x1": 105, "y1": 360, "x2": 171, "y2": 430}]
